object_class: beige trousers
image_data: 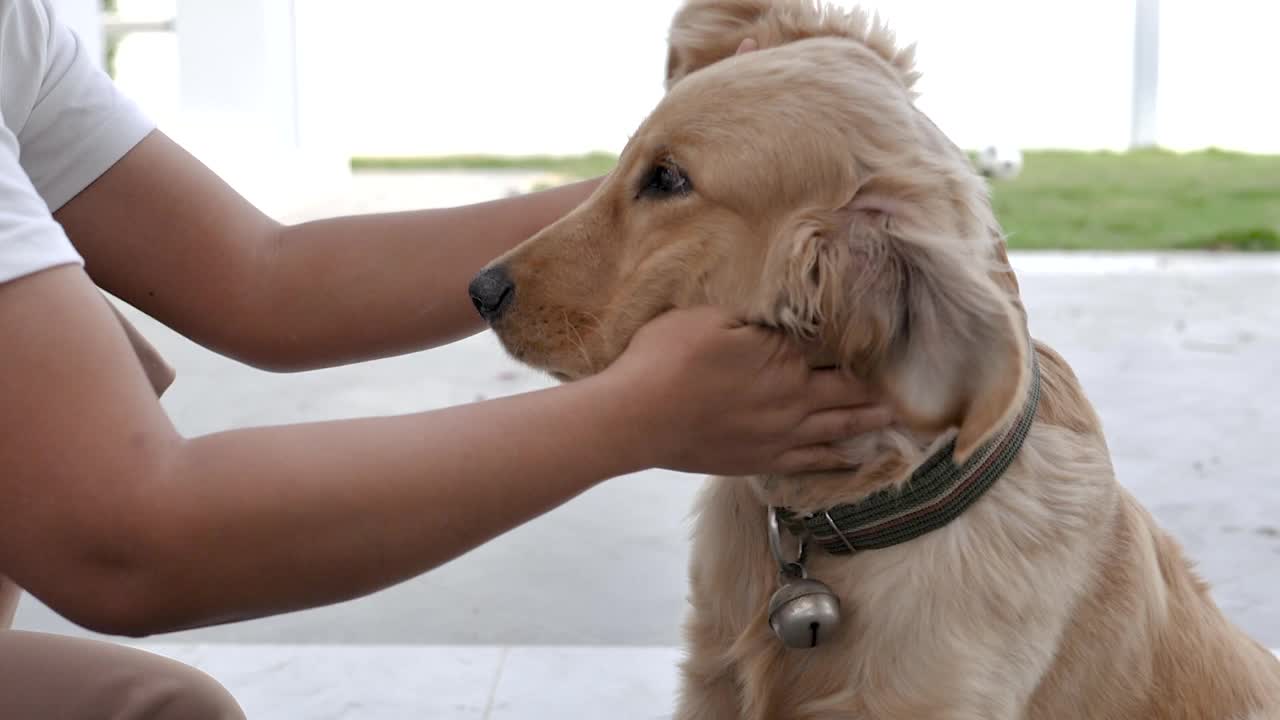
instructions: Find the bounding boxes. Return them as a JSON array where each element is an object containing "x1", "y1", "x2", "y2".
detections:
[
  {"x1": 0, "y1": 629, "x2": 245, "y2": 719},
  {"x1": 0, "y1": 307, "x2": 242, "y2": 718}
]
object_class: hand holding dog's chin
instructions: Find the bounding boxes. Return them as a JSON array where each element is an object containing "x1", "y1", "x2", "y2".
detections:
[{"x1": 597, "y1": 306, "x2": 892, "y2": 477}]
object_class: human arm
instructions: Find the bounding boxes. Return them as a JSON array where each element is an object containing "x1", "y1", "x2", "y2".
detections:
[
  {"x1": 56, "y1": 131, "x2": 603, "y2": 371},
  {"x1": 0, "y1": 266, "x2": 887, "y2": 638}
]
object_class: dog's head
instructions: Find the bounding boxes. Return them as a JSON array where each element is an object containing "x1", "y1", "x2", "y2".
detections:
[{"x1": 471, "y1": 0, "x2": 1029, "y2": 464}]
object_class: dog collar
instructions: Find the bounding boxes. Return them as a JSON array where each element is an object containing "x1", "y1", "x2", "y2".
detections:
[{"x1": 777, "y1": 350, "x2": 1042, "y2": 555}]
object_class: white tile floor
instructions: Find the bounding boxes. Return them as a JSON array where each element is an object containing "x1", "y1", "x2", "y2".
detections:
[
  {"x1": 133, "y1": 643, "x2": 1280, "y2": 720},
  {"x1": 134, "y1": 643, "x2": 685, "y2": 720}
]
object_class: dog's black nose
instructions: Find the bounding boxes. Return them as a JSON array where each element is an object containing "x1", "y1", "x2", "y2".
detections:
[{"x1": 468, "y1": 265, "x2": 515, "y2": 322}]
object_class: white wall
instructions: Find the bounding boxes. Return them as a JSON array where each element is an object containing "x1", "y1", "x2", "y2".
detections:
[
  {"x1": 107, "y1": 1, "x2": 1280, "y2": 158},
  {"x1": 102, "y1": 0, "x2": 350, "y2": 216}
]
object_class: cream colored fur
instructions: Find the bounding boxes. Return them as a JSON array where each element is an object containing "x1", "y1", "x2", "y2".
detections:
[{"x1": 479, "y1": 1, "x2": 1280, "y2": 717}]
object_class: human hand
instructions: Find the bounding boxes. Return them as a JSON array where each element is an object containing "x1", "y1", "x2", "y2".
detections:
[
  {"x1": 735, "y1": 37, "x2": 759, "y2": 55},
  {"x1": 601, "y1": 306, "x2": 892, "y2": 476}
]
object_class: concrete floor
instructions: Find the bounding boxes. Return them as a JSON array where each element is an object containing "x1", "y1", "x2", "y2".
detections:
[
  {"x1": 125, "y1": 642, "x2": 1280, "y2": 719},
  {"x1": 13, "y1": 173, "x2": 1280, "y2": 655},
  {"x1": 130, "y1": 643, "x2": 686, "y2": 719}
]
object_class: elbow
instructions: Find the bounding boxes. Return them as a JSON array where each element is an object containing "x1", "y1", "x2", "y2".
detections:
[
  {"x1": 72, "y1": 604, "x2": 162, "y2": 640},
  {"x1": 49, "y1": 570, "x2": 178, "y2": 639},
  {"x1": 194, "y1": 222, "x2": 322, "y2": 374},
  {"x1": 216, "y1": 327, "x2": 361, "y2": 374},
  {"x1": 21, "y1": 437, "x2": 209, "y2": 637},
  {"x1": 35, "y1": 512, "x2": 201, "y2": 638},
  {"x1": 223, "y1": 346, "x2": 317, "y2": 374},
  {"x1": 198, "y1": 317, "x2": 323, "y2": 373},
  {"x1": 53, "y1": 553, "x2": 222, "y2": 638}
]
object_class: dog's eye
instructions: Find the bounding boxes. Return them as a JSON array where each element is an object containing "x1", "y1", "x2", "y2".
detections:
[{"x1": 639, "y1": 163, "x2": 692, "y2": 199}]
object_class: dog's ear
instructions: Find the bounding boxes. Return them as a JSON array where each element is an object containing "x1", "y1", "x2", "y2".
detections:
[
  {"x1": 886, "y1": 246, "x2": 1028, "y2": 463},
  {"x1": 664, "y1": 0, "x2": 769, "y2": 89},
  {"x1": 664, "y1": 0, "x2": 920, "y2": 91},
  {"x1": 665, "y1": 45, "x2": 684, "y2": 89},
  {"x1": 778, "y1": 175, "x2": 1030, "y2": 463},
  {"x1": 862, "y1": 177, "x2": 1030, "y2": 463}
]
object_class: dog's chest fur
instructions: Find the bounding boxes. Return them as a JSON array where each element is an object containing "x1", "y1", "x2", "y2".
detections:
[{"x1": 684, "y1": 425, "x2": 1119, "y2": 719}]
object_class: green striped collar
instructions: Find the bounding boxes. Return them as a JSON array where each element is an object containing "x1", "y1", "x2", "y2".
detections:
[{"x1": 778, "y1": 353, "x2": 1042, "y2": 555}]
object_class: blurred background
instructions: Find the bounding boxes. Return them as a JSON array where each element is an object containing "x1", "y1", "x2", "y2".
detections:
[
  {"x1": 14, "y1": 1, "x2": 1279, "y2": 716},
  {"x1": 86, "y1": 0, "x2": 1280, "y2": 224}
]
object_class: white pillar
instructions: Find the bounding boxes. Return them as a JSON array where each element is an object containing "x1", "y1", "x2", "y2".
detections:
[
  {"x1": 173, "y1": 0, "x2": 349, "y2": 219},
  {"x1": 1130, "y1": 0, "x2": 1160, "y2": 149}
]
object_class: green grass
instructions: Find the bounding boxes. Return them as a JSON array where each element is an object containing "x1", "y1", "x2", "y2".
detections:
[
  {"x1": 350, "y1": 152, "x2": 618, "y2": 178},
  {"x1": 350, "y1": 149, "x2": 1280, "y2": 251},
  {"x1": 989, "y1": 149, "x2": 1280, "y2": 251}
]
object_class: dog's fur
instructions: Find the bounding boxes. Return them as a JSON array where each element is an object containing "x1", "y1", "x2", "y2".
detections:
[{"x1": 477, "y1": 1, "x2": 1280, "y2": 716}]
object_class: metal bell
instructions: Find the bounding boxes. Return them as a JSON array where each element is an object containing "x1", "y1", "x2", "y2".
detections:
[{"x1": 767, "y1": 575, "x2": 842, "y2": 649}]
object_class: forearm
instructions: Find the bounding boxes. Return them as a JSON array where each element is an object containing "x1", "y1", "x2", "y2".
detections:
[
  {"x1": 57, "y1": 130, "x2": 604, "y2": 370},
  {"x1": 252, "y1": 177, "x2": 602, "y2": 370},
  {"x1": 129, "y1": 373, "x2": 644, "y2": 635}
]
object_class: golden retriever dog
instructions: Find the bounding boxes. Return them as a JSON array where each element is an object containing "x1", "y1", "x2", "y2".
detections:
[{"x1": 468, "y1": 0, "x2": 1280, "y2": 717}]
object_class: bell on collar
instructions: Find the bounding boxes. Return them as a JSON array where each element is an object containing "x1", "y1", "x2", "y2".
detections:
[{"x1": 767, "y1": 571, "x2": 842, "y2": 649}]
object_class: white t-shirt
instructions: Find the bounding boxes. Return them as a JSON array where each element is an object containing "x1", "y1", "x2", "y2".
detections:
[{"x1": 0, "y1": 0, "x2": 154, "y2": 285}]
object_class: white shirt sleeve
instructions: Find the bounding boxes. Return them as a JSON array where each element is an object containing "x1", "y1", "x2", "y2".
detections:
[
  {"x1": 18, "y1": 0, "x2": 155, "y2": 211},
  {"x1": 0, "y1": 123, "x2": 82, "y2": 285},
  {"x1": 0, "y1": 0, "x2": 156, "y2": 285}
]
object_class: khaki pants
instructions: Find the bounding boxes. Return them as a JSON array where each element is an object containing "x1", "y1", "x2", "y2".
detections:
[
  {"x1": 0, "y1": 310, "x2": 242, "y2": 718},
  {"x1": 0, "y1": 580, "x2": 243, "y2": 719},
  {"x1": 0, "y1": 632, "x2": 245, "y2": 719}
]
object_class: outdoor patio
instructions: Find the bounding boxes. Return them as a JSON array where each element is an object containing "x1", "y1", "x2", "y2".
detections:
[{"x1": 13, "y1": 171, "x2": 1280, "y2": 718}]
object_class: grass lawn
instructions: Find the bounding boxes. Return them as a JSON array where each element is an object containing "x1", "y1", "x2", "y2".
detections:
[
  {"x1": 351, "y1": 150, "x2": 1280, "y2": 251},
  {"x1": 350, "y1": 152, "x2": 618, "y2": 179}
]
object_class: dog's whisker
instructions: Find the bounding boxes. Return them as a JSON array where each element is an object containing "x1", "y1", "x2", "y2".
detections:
[{"x1": 562, "y1": 311, "x2": 594, "y2": 374}]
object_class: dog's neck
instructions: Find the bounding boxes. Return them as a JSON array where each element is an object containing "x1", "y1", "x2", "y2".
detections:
[
  {"x1": 755, "y1": 352, "x2": 1042, "y2": 555},
  {"x1": 752, "y1": 425, "x2": 939, "y2": 509}
]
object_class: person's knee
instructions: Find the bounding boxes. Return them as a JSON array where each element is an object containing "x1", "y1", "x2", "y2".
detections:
[
  {"x1": 123, "y1": 662, "x2": 245, "y2": 720},
  {"x1": 166, "y1": 670, "x2": 245, "y2": 720}
]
